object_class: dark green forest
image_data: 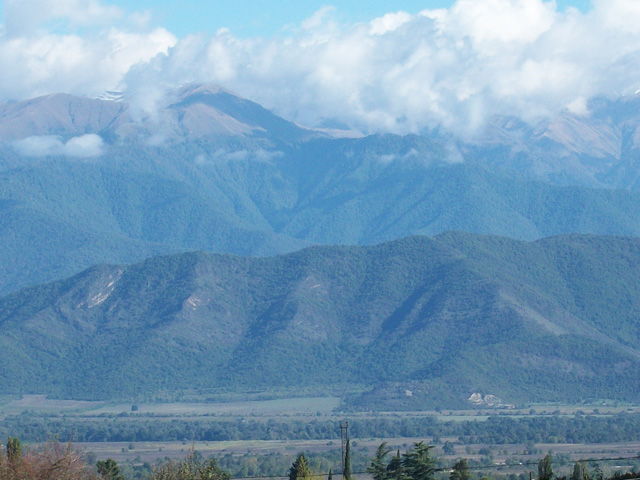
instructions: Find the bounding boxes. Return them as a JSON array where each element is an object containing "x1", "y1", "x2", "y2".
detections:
[
  {"x1": 5, "y1": 133, "x2": 640, "y2": 297},
  {"x1": 2, "y1": 233, "x2": 640, "y2": 407},
  {"x1": 6, "y1": 412, "x2": 640, "y2": 445}
]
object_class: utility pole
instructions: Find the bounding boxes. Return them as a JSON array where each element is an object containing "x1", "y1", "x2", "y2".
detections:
[{"x1": 340, "y1": 421, "x2": 349, "y2": 477}]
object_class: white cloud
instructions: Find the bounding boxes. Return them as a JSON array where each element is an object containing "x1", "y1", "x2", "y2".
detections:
[
  {"x1": 566, "y1": 97, "x2": 589, "y2": 116},
  {"x1": 63, "y1": 134, "x2": 104, "y2": 157},
  {"x1": 118, "y1": 0, "x2": 640, "y2": 135},
  {"x1": 0, "y1": 0, "x2": 177, "y2": 100},
  {"x1": 0, "y1": 27, "x2": 176, "y2": 100},
  {"x1": 12, "y1": 134, "x2": 104, "y2": 157},
  {"x1": 253, "y1": 149, "x2": 283, "y2": 162},
  {"x1": 301, "y1": 6, "x2": 336, "y2": 32},
  {"x1": 449, "y1": 0, "x2": 555, "y2": 49},
  {"x1": 594, "y1": 0, "x2": 640, "y2": 34},
  {"x1": 11, "y1": 136, "x2": 64, "y2": 157},
  {"x1": 369, "y1": 12, "x2": 412, "y2": 35},
  {"x1": 3, "y1": 0, "x2": 123, "y2": 36},
  {"x1": 3, "y1": 0, "x2": 640, "y2": 136}
]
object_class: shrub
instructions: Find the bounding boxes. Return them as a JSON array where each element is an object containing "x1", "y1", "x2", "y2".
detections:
[{"x1": 0, "y1": 439, "x2": 98, "y2": 480}]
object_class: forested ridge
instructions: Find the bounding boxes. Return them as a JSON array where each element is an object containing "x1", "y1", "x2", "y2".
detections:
[{"x1": 2, "y1": 233, "x2": 640, "y2": 407}]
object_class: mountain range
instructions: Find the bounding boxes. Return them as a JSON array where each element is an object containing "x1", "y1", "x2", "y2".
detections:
[
  {"x1": 2, "y1": 84, "x2": 640, "y2": 408},
  {"x1": 2, "y1": 85, "x2": 640, "y2": 296},
  {"x1": 1, "y1": 233, "x2": 639, "y2": 408}
]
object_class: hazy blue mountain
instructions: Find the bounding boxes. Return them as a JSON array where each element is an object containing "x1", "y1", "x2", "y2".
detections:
[
  {"x1": 474, "y1": 94, "x2": 640, "y2": 188},
  {"x1": 2, "y1": 86, "x2": 640, "y2": 295},
  {"x1": 0, "y1": 84, "x2": 323, "y2": 145},
  {"x1": 1, "y1": 233, "x2": 639, "y2": 408}
]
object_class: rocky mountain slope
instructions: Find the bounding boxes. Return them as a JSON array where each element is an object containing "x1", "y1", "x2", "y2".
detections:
[{"x1": 0, "y1": 84, "x2": 320, "y2": 145}]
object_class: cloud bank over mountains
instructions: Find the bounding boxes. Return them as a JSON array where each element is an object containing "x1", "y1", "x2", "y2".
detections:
[{"x1": 1, "y1": 0, "x2": 640, "y2": 134}]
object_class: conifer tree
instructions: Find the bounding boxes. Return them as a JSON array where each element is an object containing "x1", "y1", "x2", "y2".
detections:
[
  {"x1": 368, "y1": 442, "x2": 391, "y2": 480},
  {"x1": 289, "y1": 453, "x2": 312, "y2": 480},
  {"x1": 387, "y1": 450, "x2": 404, "y2": 480},
  {"x1": 344, "y1": 440, "x2": 352, "y2": 480},
  {"x1": 402, "y1": 442, "x2": 435, "y2": 480}
]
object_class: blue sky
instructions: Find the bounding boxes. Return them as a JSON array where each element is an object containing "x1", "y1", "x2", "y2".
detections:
[{"x1": 104, "y1": 0, "x2": 593, "y2": 37}]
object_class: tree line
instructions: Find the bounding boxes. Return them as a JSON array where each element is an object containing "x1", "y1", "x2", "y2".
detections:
[{"x1": 6, "y1": 413, "x2": 640, "y2": 445}]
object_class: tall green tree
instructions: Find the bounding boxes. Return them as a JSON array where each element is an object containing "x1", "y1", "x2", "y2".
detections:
[
  {"x1": 97, "y1": 458, "x2": 124, "y2": 480},
  {"x1": 402, "y1": 442, "x2": 435, "y2": 480},
  {"x1": 538, "y1": 454, "x2": 553, "y2": 480},
  {"x1": 450, "y1": 459, "x2": 470, "y2": 480},
  {"x1": 368, "y1": 442, "x2": 391, "y2": 480},
  {"x1": 289, "y1": 453, "x2": 312, "y2": 480},
  {"x1": 344, "y1": 440, "x2": 352, "y2": 480}
]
